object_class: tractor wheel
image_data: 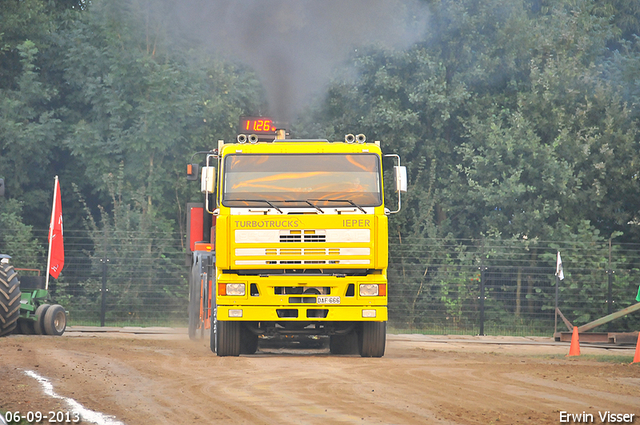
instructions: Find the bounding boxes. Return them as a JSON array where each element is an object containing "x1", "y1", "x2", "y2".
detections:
[
  {"x1": 240, "y1": 325, "x2": 259, "y2": 355},
  {"x1": 43, "y1": 304, "x2": 66, "y2": 336},
  {"x1": 359, "y1": 321, "x2": 386, "y2": 357},
  {"x1": 216, "y1": 320, "x2": 240, "y2": 356},
  {"x1": 19, "y1": 319, "x2": 35, "y2": 335},
  {"x1": 0, "y1": 263, "x2": 21, "y2": 337},
  {"x1": 33, "y1": 304, "x2": 50, "y2": 335},
  {"x1": 330, "y1": 331, "x2": 359, "y2": 355}
]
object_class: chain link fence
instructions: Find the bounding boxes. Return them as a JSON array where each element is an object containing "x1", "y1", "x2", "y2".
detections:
[
  {"x1": 387, "y1": 238, "x2": 640, "y2": 335},
  {"x1": 4, "y1": 229, "x2": 640, "y2": 335}
]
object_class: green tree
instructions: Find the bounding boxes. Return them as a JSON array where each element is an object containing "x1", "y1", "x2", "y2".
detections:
[
  {"x1": 0, "y1": 199, "x2": 44, "y2": 269},
  {"x1": 68, "y1": 167, "x2": 186, "y2": 324},
  {"x1": 0, "y1": 0, "x2": 87, "y2": 230},
  {"x1": 310, "y1": 0, "x2": 640, "y2": 329},
  {"x1": 59, "y1": 0, "x2": 264, "y2": 235}
]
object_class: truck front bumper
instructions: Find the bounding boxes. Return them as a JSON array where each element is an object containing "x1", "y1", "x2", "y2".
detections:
[{"x1": 217, "y1": 305, "x2": 387, "y2": 321}]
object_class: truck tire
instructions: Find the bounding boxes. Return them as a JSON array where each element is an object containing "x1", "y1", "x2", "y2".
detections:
[
  {"x1": 359, "y1": 321, "x2": 386, "y2": 357},
  {"x1": 200, "y1": 272, "x2": 208, "y2": 339},
  {"x1": 33, "y1": 304, "x2": 50, "y2": 335},
  {"x1": 216, "y1": 320, "x2": 240, "y2": 356},
  {"x1": 209, "y1": 309, "x2": 217, "y2": 353},
  {"x1": 0, "y1": 263, "x2": 21, "y2": 337},
  {"x1": 43, "y1": 304, "x2": 66, "y2": 336},
  {"x1": 188, "y1": 261, "x2": 200, "y2": 340},
  {"x1": 330, "y1": 331, "x2": 359, "y2": 355}
]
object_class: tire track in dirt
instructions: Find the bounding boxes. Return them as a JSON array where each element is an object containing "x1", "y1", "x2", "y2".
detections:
[{"x1": 144, "y1": 343, "x2": 447, "y2": 424}]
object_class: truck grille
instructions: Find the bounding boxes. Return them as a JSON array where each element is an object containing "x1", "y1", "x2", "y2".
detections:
[
  {"x1": 236, "y1": 228, "x2": 370, "y2": 243},
  {"x1": 280, "y1": 233, "x2": 326, "y2": 243},
  {"x1": 234, "y1": 228, "x2": 371, "y2": 266},
  {"x1": 236, "y1": 248, "x2": 368, "y2": 256}
]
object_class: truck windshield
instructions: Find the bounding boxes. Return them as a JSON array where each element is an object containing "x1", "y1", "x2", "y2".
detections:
[{"x1": 222, "y1": 153, "x2": 382, "y2": 208}]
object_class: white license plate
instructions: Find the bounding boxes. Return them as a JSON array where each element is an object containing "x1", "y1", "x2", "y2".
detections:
[{"x1": 317, "y1": 296, "x2": 340, "y2": 304}]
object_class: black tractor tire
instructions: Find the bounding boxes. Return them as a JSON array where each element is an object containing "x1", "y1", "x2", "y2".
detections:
[
  {"x1": 330, "y1": 331, "x2": 360, "y2": 355},
  {"x1": 359, "y1": 321, "x2": 386, "y2": 357},
  {"x1": 216, "y1": 320, "x2": 241, "y2": 356},
  {"x1": 19, "y1": 319, "x2": 35, "y2": 335},
  {"x1": 240, "y1": 325, "x2": 259, "y2": 355},
  {"x1": 43, "y1": 304, "x2": 66, "y2": 336},
  {"x1": 0, "y1": 263, "x2": 21, "y2": 337},
  {"x1": 33, "y1": 304, "x2": 50, "y2": 335}
]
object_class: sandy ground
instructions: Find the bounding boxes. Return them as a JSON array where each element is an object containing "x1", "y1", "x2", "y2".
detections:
[{"x1": 1, "y1": 328, "x2": 639, "y2": 425}]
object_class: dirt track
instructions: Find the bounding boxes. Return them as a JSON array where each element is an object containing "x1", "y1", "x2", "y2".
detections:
[{"x1": 1, "y1": 329, "x2": 639, "y2": 425}]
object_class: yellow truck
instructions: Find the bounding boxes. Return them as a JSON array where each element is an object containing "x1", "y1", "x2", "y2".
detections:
[{"x1": 186, "y1": 118, "x2": 406, "y2": 356}]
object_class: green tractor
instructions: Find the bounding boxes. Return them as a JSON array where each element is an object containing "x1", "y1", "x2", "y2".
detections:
[
  {"x1": 0, "y1": 178, "x2": 67, "y2": 337},
  {"x1": 0, "y1": 255, "x2": 67, "y2": 336}
]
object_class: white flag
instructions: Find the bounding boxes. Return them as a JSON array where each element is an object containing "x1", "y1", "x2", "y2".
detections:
[{"x1": 556, "y1": 251, "x2": 564, "y2": 280}]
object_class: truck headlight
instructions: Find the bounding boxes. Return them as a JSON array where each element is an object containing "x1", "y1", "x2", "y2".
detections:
[
  {"x1": 225, "y1": 283, "x2": 245, "y2": 296},
  {"x1": 359, "y1": 284, "x2": 379, "y2": 296}
]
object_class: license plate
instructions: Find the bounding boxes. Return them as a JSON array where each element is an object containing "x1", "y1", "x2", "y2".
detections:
[{"x1": 317, "y1": 296, "x2": 340, "y2": 304}]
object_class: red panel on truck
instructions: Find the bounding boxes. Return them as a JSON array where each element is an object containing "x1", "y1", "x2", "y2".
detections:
[{"x1": 187, "y1": 203, "x2": 204, "y2": 252}]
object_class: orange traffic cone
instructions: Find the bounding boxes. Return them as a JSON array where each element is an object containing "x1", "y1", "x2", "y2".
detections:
[
  {"x1": 567, "y1": 326, "x2": 580, "y2": 357},
  {"x1": 632, "y1": 333, "x2": 640, "y2": 364}
]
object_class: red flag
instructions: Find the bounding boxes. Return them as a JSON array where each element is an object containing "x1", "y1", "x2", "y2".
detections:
[{"x1": 48, "y1": 178, "x2": 64, "y2": 279}]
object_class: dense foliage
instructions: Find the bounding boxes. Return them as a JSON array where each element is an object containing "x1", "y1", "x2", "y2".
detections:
[{"x1": 1, "y1": 0, "x2": 639, "y2": 330}]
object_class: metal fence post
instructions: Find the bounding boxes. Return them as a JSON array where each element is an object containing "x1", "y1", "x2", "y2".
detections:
[
  {"x1": 100, "y1": 254, "x2": 108, "y2": 327},
  {"x1": 607, "y1": 238, "x2": 613, "y2": 331},
  {"x1": 554, "y1": 275, "x2": 559, "y2": 335},
  {"x1": 479, "y1": 266, "x2": 486, "y2": 336}
]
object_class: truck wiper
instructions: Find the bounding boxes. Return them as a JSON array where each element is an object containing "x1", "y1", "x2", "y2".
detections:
[
  {"x1": 271, "y1": 199, "x2": 324, "y2": 214},
  {"x1": 308, "y1": 199, "x2": 367, "y2": 214},
  {"x1": 231, "y1": 199, "x2": 283, "y2": 214}
]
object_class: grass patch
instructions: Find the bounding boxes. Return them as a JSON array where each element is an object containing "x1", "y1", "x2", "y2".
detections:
[
  {"x1": 388, "y1": 319, "x2": 555, "y2": 337},
  {"x1": 67, "y1": 318, "x2": 187, "y2": 327},
  {"x1": 387, "y1": 324, "x2": 552, "y2": 337},
  {"x1": 388, "y1": 324, "x2": 479, "y2": 335},
  {"x1": 530, "y1": 353, "x2": 637, "y2": 363},
  {"x1": 576, "y1": 354, "x2": 636, "y2": 364}
]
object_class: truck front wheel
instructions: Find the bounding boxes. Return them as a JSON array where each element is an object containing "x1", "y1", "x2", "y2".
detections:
[
  {"x1": 0, "y1": 263, "x2": 21, "y2": 337},
  {"x1": 359, "y1": 321, "x2": 386, "y2": 357},
  {"x1": 216, "y1": 320, "x2": 240, "y2": 356}
]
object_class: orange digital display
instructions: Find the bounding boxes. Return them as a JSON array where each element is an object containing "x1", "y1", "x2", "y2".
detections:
[{"x1": 239, "y1": 117, "x2": 276, "y2": 134}]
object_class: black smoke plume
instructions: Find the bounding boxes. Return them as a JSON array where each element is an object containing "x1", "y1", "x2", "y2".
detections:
[{"x1": 169, "y1": 0, "x2": 429, "y2": 122}]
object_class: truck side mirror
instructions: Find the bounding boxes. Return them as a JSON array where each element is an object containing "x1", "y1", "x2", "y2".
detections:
[
  {"x1": 383, "y1": 154, "x2": 407, "y2": 215},
  {"x1": 394, "y1": 166, "x2": 407, "y2": 193},
  {"x1": 201, "y1": 166, "x2": 216, "y2": 194},
  {"x1": 187, "y1": 164, "x2": 199, "y2": 181}
]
